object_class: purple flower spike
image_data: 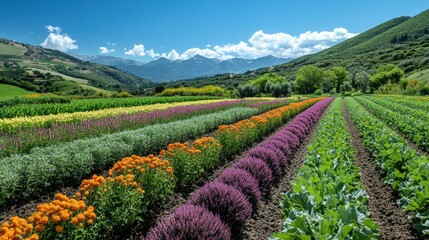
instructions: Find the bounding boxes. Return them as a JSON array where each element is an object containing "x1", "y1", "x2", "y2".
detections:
[
  {"x1": 145, "y1": 204, "x2": 231, "y2": 240},
  {"x1": 189, "y1": 182, "x2": 252, "y2": 228},
  {"x1": 216, "y1": 168, "x2": 261, "y2": 211}
]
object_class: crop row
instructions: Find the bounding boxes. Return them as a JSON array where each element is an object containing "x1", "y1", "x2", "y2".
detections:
[
  {"x1": 355, "y1": 96, "x2": 429, "y2": 151},
  {"x1": 0, "y1": 107, "x2": 258, "y2": 208},
  {"x1": 272, "y1": 98, "x2": 378, "y2": 239},
  {"x1": 363, "y1": 96, "x2": 429, "y2": 123},
  {"x1": 0, "y1": 96, "x2": 223, "y2": 119},
  {"x1": 0, "y1": 99, "x2": 277, "y2": 156},
  {"x1": 0, "y1": 98, "x2": 326, "y2": 239},
  {"x1": 346, "y1": 97, "x2": 429, "y2": 235},
  {"x1": 376, "y1": 95, "x2": 429, "y2": 111},
  {"x1": 0, "y1": 99, "x2": 234, "y2": 132},
  {"x1": 0, "y1": 98, "x2": 318, "y2": 208},
  {"x1": 145, "y1": 98, "x2": 333, "y2": 239}
]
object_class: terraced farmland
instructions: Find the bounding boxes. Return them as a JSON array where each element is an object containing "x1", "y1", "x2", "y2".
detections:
[{"x1": 0, "y1": 95, "x2": 428, "y2": 240}]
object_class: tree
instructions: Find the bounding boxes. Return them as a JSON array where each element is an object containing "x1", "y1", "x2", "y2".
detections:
[
  {"x1": 370, "y1": 64, "x2": 404, "y2": 91},
  {"x1": 251, "y1": 72, "x2": 286, "y2": 93},
  {"x1": 154, "y1": 84, "x2": 165, "y2": 93},
  {"x1": 330, "y1": 66, "x2": 349, "y2": 92},
  {"x1": 321, "y1": 70, "x2": 335, "y2": 93},
  {"x1": 340, "y1": 81, "x2": 352, "y2": 93},
  {"x1": 280, "y1": 82, "x2": 292, "y2": 97},
  {"x1": 294, "y1": 65, "x2": 324, "y2": 94},
  {"x1": 355, "y1": 71, "x2": 370, "y2": 93},
  {"x1": 237, "y1": 84, "x2": 259, "y2": 98}
]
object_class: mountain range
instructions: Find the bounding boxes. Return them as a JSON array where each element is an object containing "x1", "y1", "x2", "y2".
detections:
[
  {"x1": 73, "y1": 54, "x2": 292, "y2": 83},
  {"x1": 164, "y1": 9, "x2": 429, "y2": 89}
]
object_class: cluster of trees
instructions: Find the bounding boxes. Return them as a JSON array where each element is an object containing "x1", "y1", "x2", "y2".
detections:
[
  {"x1": 294, "y1": 64, "x2": 404, "y2": 94},
  {"x1": 237, "y1": 72, "x2": 292, "y2": 98}
]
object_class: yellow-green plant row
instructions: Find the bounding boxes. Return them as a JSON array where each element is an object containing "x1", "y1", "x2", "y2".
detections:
[{"x1": 0, "y1": 99, "x2": 232, "y2": 132}]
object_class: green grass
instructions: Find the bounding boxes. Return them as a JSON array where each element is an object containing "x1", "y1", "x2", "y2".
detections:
[
  {"x1": 0, "y1": 83, "x2": 35, "y2": 98},
  {"x1": 406, "y1": 68, "x2": 429, "y2": 81},
  {"x1": 0, "y1": 43, "x2": 25, "y2": 56}
]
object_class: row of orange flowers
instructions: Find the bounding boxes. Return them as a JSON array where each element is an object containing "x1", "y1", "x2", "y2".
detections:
[
  {"x1": 1, "y1": 98, "x2": 324, "y2": 240},
  {"x1": 215, "y1": 97, "x2": 325, "y2": 157}
]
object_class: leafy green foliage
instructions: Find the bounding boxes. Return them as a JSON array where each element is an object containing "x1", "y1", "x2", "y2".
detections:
[
  {"x1": 294, "y1": 65, "x2": 324, "y2": 94},
  {"x1": 369, "y1": 64, "x2": 404, "y2": 91},
  {"x1": 272, "y1": 98, "x2": 378, "y2": 239},
  {"x1": 250, "y1": 72, "x2": 286, "y2": 92},
  {"x1": 355, "y1": 96, "x2": 429, "y2": 151},
  {"x1": 158, "y1": 85, "x2": 227, "y2": 96},
  {"x1": 346, "y1": 97, "x2": 429, "y2": 235}
]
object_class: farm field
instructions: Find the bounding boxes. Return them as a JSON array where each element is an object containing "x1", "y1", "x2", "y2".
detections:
[
  {"x1": 0, "y1": 95, "x2": 428, "y2": 240},
  {"x1": 0, "y1": 84, "x2": 35, "y2": 99}
]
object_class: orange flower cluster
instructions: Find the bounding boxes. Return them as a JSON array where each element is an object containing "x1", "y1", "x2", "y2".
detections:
[
  {"x1": 216, "y1": 97, "x2": 325, "y2": 136},
  {"x1": 0, "y1": 194, "x2": 95, "y2": 240},
  {"x1": 108, "y1": 154, "x2": 171, "y2": 177},
  {"x1": 28, "y1": 194, "x2": 95, "y2": 231},
  {"x1": 163, "y1": 141, "x2": 202, "y2": 157},
  {"x1": 0, "y1": 217, "x2": 38, "y2": 240},
  {"x1": 193, "y1": 137, "x2": 220, "y2": 150}
]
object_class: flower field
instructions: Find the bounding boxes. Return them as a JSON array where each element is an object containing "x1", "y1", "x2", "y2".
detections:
[{"x1": 1, "y1": 95, "x2": 428, "y2": 239}]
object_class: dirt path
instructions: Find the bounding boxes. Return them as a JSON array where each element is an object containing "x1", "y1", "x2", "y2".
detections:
[
  {"x1": 234, "y1": 103, "x2": 330, "y2": 240},
  {"x1": 342, "y1": 99, "x2": 423, "y2": 240}
]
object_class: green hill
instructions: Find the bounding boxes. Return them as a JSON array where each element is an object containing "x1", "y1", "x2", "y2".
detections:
[
  {"x1": 164, "y1": 9, "x2": 429, "y2": 89},
  {"x1": 0, "y1": 83, "x2": 35, "y2": 98},
  {"x1": 0, "y1": 39, "x2": 153, "y2": 96}
]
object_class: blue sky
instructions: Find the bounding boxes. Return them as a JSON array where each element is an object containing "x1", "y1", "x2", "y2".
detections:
[{"x1": 0, "y1": 0, "x2": 427, "y2": 61}]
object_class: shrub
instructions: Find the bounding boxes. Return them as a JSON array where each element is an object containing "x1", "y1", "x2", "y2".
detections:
[
  {"x1": 260, "y1": 140, "x2": 291, "y2": 157},
  {"x1": 189, "y1": 182, "x2": 252, "y2": 228},
  {"x1": 314, "y1": 89, "x2": 323, "y2": 95},
  {"x1": 216, "y1": 168, "x2": 261, "y2": 211},
  {"x1": 145, "y1": 204, "x2": 231, "y2": 240},
  {"x1": 419, "y1": 86, "x2": 429, "y2": 95},
  {"x1": 247, "y1": 148, "x2": 283, "y2": 175},
  {"x1": 232, "y1": 157, "x2": 273, "y2": 195}
]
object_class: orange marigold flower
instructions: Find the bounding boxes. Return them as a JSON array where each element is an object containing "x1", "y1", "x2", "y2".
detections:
[
  {"x1": 50, "y1": 215, "x2": 60, "y2": 223},
  {"x1": 56, "y1": 225, "x2": 63, "y2": 233},
  {"x1": 87, "y1": 219, "x2": 93, "y2": 225},
  {"x1": 35, "y1": 224, "x2": 44, "y2": 232},
  {"x1": 60, "y1": 212, "x2": 70, "y2": 221}
]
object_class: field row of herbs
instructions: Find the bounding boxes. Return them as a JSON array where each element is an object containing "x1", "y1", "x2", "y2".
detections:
[
  {"x1": 0, "y1": 96, "x2": 223, "y2": 118},
  {"x1": 272, "y1": 98, "x2": 378, "y2": 239},
  {"x1": 355, "y1": 96, "x2": 429, "y2": 152},
  {"x1": 0, "y1": 99, "x2": 232, "y2": 132},
  {"x1": 346, "y1": 97, "x2": 429, "y2": 235},
  {"x1": 0, "y1": 98, "x2": 325, "y2": 239},
  {"x1": 0, "y1": 99, "x2": 296, "y2": 156},
  {"x1": 146, "y1": 98, "x2": 333, "y2": 239}
]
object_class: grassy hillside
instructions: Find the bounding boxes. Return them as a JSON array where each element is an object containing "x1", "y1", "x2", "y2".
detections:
[
  {"x1": 0, "y1": 39, "x2": 153, "y2": 96},
  {"x1": 0, "y1": 83, "x2": 34, "y2": 98},
  {"x1": 165, "y1": 9, "x2": 429, "y2": 89}
]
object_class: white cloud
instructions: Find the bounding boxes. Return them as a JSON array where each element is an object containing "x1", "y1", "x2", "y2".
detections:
[
  {"x1": 99, "y1": 46, "x2": 115, "y2": 54},
  {"x1": 41, "y1": 25, "x2": 78, "y2": 52},
  {"x1": 107, "y1": 42, "x2": 117, "y2": 46},
  {"x1": 167, "y1": 49, "x2": 180, "y2": 60},
  {"x1": 125, "y1": 28, "x2": 357, "y2": 61},
  {"x1": 125, "y1": 44, "x2": 146, "y2": 56}
]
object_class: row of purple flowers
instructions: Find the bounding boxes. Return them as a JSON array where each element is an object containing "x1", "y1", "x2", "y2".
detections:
[{"x1": 143, "y1": 98, "x2": 333, "y2": 239}]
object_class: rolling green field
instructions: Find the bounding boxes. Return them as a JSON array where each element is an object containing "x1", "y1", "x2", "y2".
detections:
[
  {"x1": 406, "y1": 68, "x2": 429, "y2": 81},
  {"x1": 0, "y1": 83, "x2": 34, "y2": 98},
  {"x1": 0, "y1": 43, "x2": 25, "y2": 56}
]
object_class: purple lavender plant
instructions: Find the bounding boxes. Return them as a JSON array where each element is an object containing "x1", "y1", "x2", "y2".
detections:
[
  {"x1": 189, "y1": 182, "x2": 252, "y2": 228},
  {"x1": 145, "y1": 204, "x2": 231, "y2": 240},
  {"x1": 215, "y1": 168, "x2": 261, "y2": 211},
  {"x1": 232, "y1": 157, "x2": 273, "y2": 195}
]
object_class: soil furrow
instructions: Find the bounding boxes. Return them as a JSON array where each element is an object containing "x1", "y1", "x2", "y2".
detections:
[{"x1": 342, "y1": 99, "x2": 423, "y2": 240}]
